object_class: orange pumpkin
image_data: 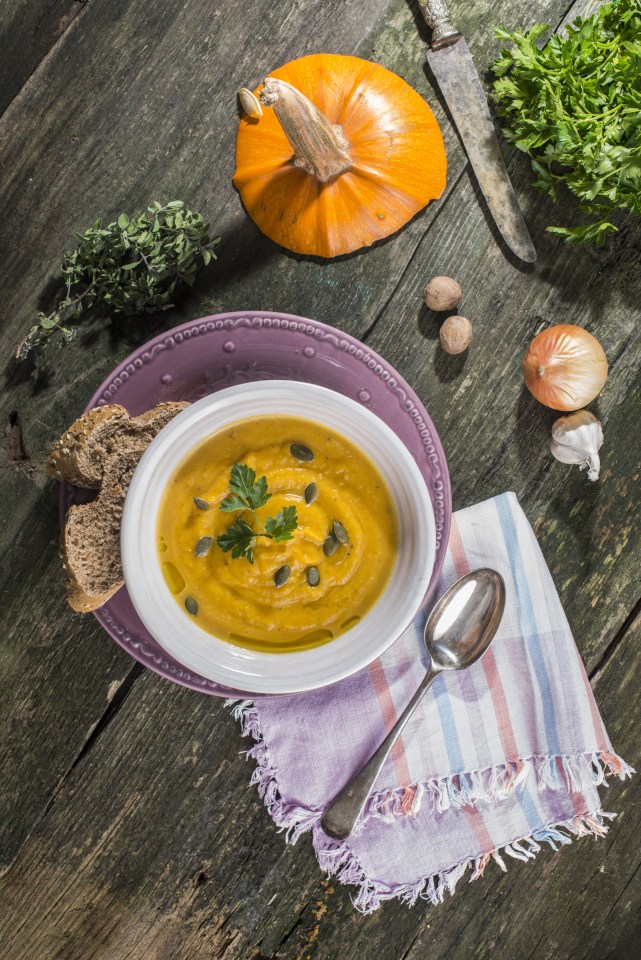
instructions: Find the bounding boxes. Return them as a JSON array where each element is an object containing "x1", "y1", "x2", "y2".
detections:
[{"x1": 234, "y1": 54, "x2": 447, "y2": 258}]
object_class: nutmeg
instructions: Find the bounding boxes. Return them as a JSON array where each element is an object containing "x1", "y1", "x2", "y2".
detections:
[
  {"x1": 424, "y1": 276, "x2": 462, "y2": 312},
  {"x1": 439, "y1": 316, "x2": 472, "y2": 355}
]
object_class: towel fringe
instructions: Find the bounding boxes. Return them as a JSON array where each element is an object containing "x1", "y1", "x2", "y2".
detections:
[
  {"x1": 315, "y1": 809, "x2": 615, "y2": 914},
  {"x1": 228, "y1": 699, "x2": 633, "y2": 841},
  {"x1": 228, "y1": 699, "x2": 322, "y2": 844},
  {"x1": 363, "y1": 750, "x2": 634, "y2": 823},
  {"x1": 227, "y1": 699, "x2": 630, "y2": 913}
]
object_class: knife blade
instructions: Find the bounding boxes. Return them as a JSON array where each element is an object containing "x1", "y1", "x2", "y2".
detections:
[{"x1": 419, "y1": 0, "x2": 536, "y2": 263}]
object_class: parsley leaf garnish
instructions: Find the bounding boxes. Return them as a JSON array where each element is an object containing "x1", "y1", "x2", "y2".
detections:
[
  {"x1": 219, "y1": 464, "x2": 271, "y2": 512},
  {"x1": 264, "y1": 506, "x2": 298, "y2": 543},
  {"x1": 492, "y1": 0, "x2": 641, "y2": 245},
  {"x1": 216, "y1": 518, "x2": 259, "y2": 564},
  {"x1": 215, "y1": 465, "x2": 298, "y2": 563}
]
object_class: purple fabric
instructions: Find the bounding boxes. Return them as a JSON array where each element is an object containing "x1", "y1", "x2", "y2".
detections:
[{"x1": 229, "y1": 494, "x2": 633, "y2": 911}]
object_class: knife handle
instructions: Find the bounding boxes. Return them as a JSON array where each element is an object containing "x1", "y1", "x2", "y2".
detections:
[{"x1": 419, "y1": 0, "x2": 462, "y2": 49}]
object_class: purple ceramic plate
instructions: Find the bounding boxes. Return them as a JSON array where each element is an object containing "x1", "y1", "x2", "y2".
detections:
[{"x1": 64, "y1": 311, "x2": 451, "y2": 697}]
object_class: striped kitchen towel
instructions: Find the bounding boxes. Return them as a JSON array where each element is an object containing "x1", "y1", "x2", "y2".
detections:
[{"x1": 229, "y1": 493, "x2": 633, "y2": 912}]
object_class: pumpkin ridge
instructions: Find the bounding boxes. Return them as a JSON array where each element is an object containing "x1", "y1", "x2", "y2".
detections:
[
  {"x1": 348, "y1": 163, "x2": 443, "y2": 205},
  {"x1": 234, "y1": 53, "x2": 447, "y2": 257},
  {"x1": 333, "y1": 60, "x2": 378, "y2": 129}
]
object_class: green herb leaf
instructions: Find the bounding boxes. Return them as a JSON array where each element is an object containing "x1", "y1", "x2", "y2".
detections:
[
  {"x1": 216, "y1": 466, "x2": 298, "y2": 562},
  {"x1": 492, "y1": 0, "x2": 641, "y2": 244},
  {"x1": 264, "y1": 505, "x2": 298, "y2": 543},
  {"x1": 216, "y1": 519, "x2": 258, "y2": 564},
  {"x1": 220, "y1": 463, "x2": 271, "y2": 512},
  {"x1": 219, "y1": 492, "x2": 253, "y2": 513},
  {"x1": 16, "y1": 201, "x2": 220, "y2": 361}
]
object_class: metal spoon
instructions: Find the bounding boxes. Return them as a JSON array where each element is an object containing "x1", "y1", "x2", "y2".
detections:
[{"x1": 320, "y1": 568, "x2": 506, "y2": 840}]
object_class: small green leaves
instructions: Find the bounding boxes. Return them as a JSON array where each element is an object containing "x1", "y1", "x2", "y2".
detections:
[
  {"x1": 306, "y1": 567, "x2": 321, "y2": 587},
  {"x1": 274, "y1": 565, "x2": 291, "y2": 587},
  {"x1": 194, "y1": 536, "x2": 214, "y2": 558},
  {"x1": 290, "y1": 443, "x2": 314, "y2": 462},
  {"x1": 264, "y1": 505, "x2": 298, "y2": 543},
  {"x1": 304, "y1": 482, "x2": 318, "y2": 504},
  {"x1": 216, "y1": 465, "x2": 298, "y2": 563},
  {"x1": 492, "y1": 0, "x2": 641, "y2": 245},
  {"x1": 193, "y1": 497, "x2": 210, "y2": 510},
  {"x1": 216, "y1": 519, "x2": 258, "y2": 564},
  {"x1": 185, "y1": 596, "x2": 199, "y2": 616},
  {"x1": 16, "y1": 201, "x2": 220, "y2": 361},
  {"x1": 220, "y1": 464, "x2": 271, "y2": 512}
]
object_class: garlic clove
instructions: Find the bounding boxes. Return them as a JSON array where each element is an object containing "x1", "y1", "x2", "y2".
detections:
[{"x1": 550, "y1": 409, "x2": 603, "y2": 481}]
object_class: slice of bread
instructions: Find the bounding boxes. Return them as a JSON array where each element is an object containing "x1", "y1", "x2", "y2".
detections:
[
  {"x1": 62, "y1": 452, "x2": 140, "y2": 612},
  {"x1": 47, "y1": 401, "x2": 189, "y2": 488},
  {"x1": 51, "y1": 400, "x2": 190, "y2": 611}
]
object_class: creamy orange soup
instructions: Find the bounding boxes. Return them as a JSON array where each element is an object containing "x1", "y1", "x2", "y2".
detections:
[{"x1": 156, "y1": 416, "x2": 397, "y2": 652}]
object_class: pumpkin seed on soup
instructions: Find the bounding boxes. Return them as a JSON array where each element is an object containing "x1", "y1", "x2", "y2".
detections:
[
  {"x1": 193, "y1": 497, "x2": 210, "y2": 510},
  {"x1": 290, "y1": 442, "x2": 314, "y2": 462},
  {"x1": 195, "y1": 536, "x2": 214, "y2": 558},
  {"x1": 323, "y1": 534, "x2": 339, "y2": 557},
  {"x1": 185, "y1": 596, "x2": 199, "y2": 616},
  {"x1": 304, "y1": 482, "x2": 318, "y2": 504},
  {"x1": 306, "y1": 566, "x2": 321, "y2": 587},
  {"x1": 332, "y1": 521, "x2": 348, "y2": 544},
  {"x1": 274, "y1": 565, "x2": 291, "y2": 587}
]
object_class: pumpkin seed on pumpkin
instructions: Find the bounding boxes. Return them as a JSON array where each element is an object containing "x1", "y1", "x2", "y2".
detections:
[
  {"x1": 306, "y1": 566, "x2": 320, "y2": 587},
  {"x1": 185, "y1": 596, "x2": 199, "y2": 616},
  {"x1": 332, "y1": 521, "x2": 348, "y2": 544},
  {"x1": 304, "y1": 482, "x2": 318, "y2": 504},
  {"x1": 193, "y1": 497, "x2": 210, "y2": 510},
  {"x1": 290, "y1": 442, "x2": 314, "y2": 462},
  {"x1": 194, "y1": 536, "x2": 214, "y2": 558},
  {"x1": 238, "y1": 87, "x2": 263, "y2": 119},
  {"x1": 274, "y1": 565, "x2": 291, "y2": 587}
]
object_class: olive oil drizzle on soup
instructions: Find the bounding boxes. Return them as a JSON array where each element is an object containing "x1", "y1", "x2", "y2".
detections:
[{"x1": 156, "y1": 416, "x2": 397, "y2": 652}]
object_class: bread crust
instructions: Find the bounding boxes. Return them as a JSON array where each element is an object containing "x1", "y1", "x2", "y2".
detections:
[
  {"x1": 47, "y1": 401, "x2": 189, "y2": 488},
  {"x1": 52, "y1": 401, "x2": 190, "y2": 611}
]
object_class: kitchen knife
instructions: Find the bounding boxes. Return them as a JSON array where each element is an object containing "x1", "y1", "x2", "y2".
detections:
[{"x1": 419, "y1": 0, "x2": 537, "y2": 262}]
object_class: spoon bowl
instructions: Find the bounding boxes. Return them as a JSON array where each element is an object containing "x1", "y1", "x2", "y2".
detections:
[{"x1": 426, "y1": 568, "x2": 505, "y2": 672}]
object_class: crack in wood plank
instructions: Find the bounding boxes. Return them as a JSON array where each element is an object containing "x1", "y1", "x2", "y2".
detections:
[
  {"x1": 588, "y1": 595, "x2": 641, "y2": 684},
  {"x1": 67, "y1": 662, "x2": 145, "y2": 774},
  {"x1": 0, "y1": 1, "x2": 89, "y2": 122}
]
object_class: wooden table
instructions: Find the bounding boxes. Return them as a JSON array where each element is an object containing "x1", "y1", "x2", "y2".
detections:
[{"x1": 1, "y1": 1, "x2": 639, "y2": 957}]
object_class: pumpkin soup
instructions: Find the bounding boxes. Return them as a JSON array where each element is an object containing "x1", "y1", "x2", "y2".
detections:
[{"x1": 156, "y1": 416, "x2": 397, "y2": 652}]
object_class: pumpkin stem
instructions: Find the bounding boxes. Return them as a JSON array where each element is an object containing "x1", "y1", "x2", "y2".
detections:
[{"x1": 260, "y1": 77, "x2": 352, "y2": 182}]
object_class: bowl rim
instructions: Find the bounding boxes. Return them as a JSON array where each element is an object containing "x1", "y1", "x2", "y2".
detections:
[{"x1": 121, "y1": 380, "x2": 435, "y2": 694}]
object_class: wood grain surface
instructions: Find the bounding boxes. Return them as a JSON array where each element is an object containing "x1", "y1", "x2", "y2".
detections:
[{"x1": 0, "y1": 0, "x2": 639, "y2": 957}]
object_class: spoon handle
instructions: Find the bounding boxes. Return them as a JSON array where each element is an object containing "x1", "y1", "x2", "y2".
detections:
[{"x1": 320, "y1": 664, "x2": 440, "y2": 840}]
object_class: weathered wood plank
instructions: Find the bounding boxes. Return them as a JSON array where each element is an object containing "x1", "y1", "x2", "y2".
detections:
[
  {"x1": 0, "y1": 611, "x2": 637, "y2": 960},
  {"x1": 0, "y1": 0, "x2": 572, "y2": 458},
  {"x1": 0, "y1": 0, "x2": 82, "y2": 117},
  {"x1": 0, "y1": 0, "x2": 639, "y2": 956},
  {"x1": 368, "y1": 164, "x2": 641, "y2": 674},
  {"x1": 0, "y1": 0, "x2": 580, "y2": 874}
]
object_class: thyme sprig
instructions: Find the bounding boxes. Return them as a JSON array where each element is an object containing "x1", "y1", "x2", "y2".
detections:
[{"x1": 16, "y1": 201, "x2": 219, "y2": 360}]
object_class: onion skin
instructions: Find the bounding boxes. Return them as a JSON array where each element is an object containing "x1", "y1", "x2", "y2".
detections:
[{"x1": 523, "y1": 324, "x2": 608, "y2": 411}]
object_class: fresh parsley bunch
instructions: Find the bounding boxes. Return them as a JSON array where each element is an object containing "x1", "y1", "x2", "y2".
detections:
[
  {"x1": 492, "y1": 0, "x2": 641, "y2": 244},
  {"x1": 16, "y1": 201, "x2": 219, "y2": 360}
]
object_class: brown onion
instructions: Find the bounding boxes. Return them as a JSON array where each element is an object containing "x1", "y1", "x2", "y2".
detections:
[{"x1": 523, "y1": 325, "x2": 608, "y2": 411}]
